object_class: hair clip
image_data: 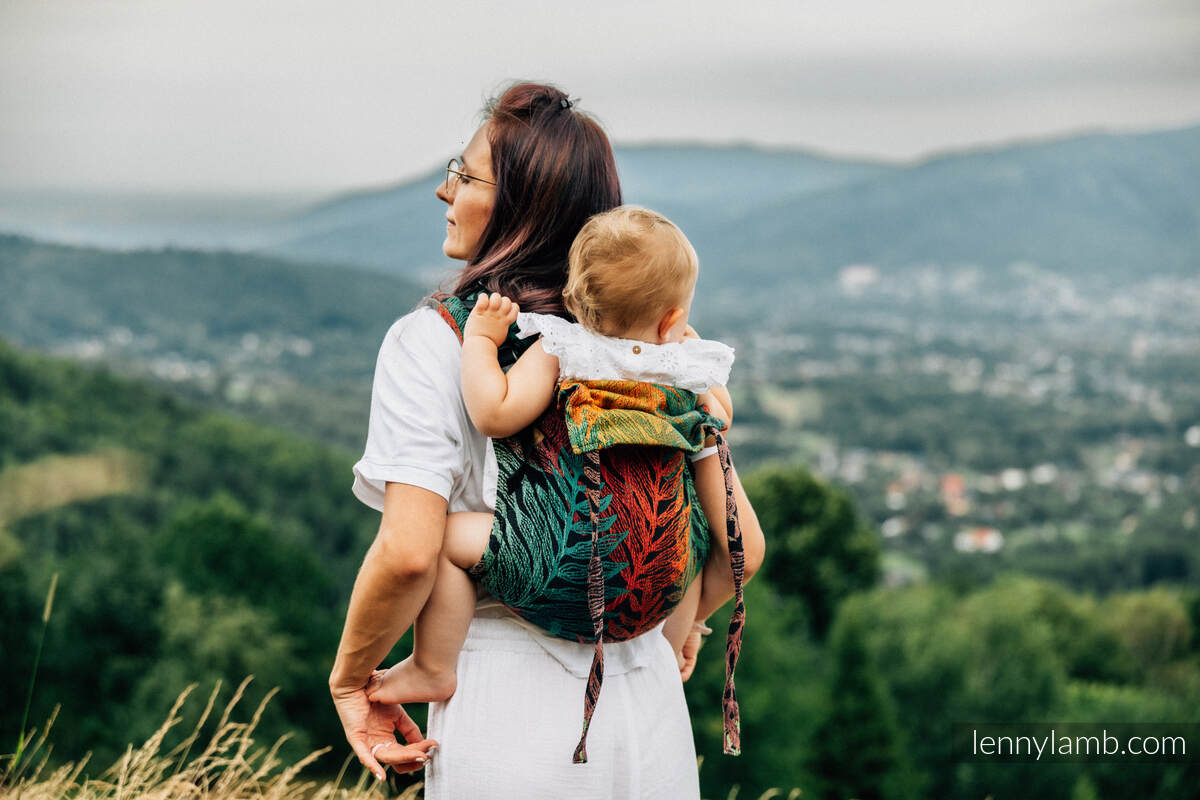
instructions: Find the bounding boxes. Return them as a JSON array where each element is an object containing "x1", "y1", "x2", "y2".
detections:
[{"x1": 560, "y1": 98, "x2": 572, "y2": 109}]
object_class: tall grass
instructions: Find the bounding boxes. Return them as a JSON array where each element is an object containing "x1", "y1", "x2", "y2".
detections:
[
  {"x1": 1, "y1": 678, "x2": 419, "y2": 800},
  {"x1": 4, "y1": 660, "x2": 799, "y2": 800},
  {"x1": 13, "y1": 572, "x2": 57, "y2": 771}
]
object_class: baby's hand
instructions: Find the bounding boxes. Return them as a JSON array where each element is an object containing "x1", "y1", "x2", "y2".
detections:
[{"x1": 464, "y1": 292, "x2": 519, "y2": 347}]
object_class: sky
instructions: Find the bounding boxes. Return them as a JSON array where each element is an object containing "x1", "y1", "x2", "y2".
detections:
[{"x1": 1, "y1": 0, "x2": 1199, "y2": 193}]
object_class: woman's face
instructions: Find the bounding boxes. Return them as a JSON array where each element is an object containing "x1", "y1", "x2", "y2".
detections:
[{"x1": 436, "y1": 123, "x2": 496, "y2": 261}]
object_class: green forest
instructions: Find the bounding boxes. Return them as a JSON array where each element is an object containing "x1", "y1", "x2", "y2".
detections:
[{"x1": 3, "y1": 337, "x2": 1198, "y2": 799}]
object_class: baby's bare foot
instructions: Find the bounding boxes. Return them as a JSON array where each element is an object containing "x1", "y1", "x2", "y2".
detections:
[{"x1": 366, "y1": 656, "x2": 457, "y2": 704}]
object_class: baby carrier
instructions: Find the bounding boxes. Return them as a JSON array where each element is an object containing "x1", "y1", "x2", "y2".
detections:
[{"x1": 436, "y1": 294, "x2": 746, "y2": 763}]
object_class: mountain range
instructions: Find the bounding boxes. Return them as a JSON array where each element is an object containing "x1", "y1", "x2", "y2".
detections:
[{"x1": 3, "y1": 124, "x2": 1196, "y2": 294}]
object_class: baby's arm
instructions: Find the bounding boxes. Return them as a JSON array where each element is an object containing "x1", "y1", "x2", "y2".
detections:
[
  {"x1": 461, "y1": 293, "x2": 560, "y2": 438},
  {"x1": 683, "y1": 324, "x2": 733, "y2": 428},
  {"x1": 698, "y1": 388, "x2": 733, "y2": 428},
  {"x1": 693, "y1": 452, "x2": 764, "y2": 621}
]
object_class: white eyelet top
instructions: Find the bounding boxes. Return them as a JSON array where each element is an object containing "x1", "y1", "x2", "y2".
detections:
[{"x1": 515, "y1": 312, "x2": 735, "y2": 393}]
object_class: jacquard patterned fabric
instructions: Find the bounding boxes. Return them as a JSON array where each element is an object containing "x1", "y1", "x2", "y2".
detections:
[
  {"x1": 560, "y1": 379, "x2": 721, "y2": 455},
  {"x1": 435, "y1": 295, "x2": 743, "y2": 763},
  {"x1": 471, "y1": 387, "x2": 711, "y2": 642}
]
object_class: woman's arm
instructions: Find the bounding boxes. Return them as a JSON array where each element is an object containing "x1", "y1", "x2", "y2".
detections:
[
  {"x1": 329, "y1": 483, "x2": 447, "y2": 687},
  {"x1": 329, "y1": 482, "x2": 446, "y2": 779},
  {"x1": 461, "y1": 293, "x2": 559, "y2": 438}
]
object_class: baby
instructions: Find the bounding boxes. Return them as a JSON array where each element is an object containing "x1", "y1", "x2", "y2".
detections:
[{"x1": 367, "y1": 206, "x2": 737, "y2": 709}]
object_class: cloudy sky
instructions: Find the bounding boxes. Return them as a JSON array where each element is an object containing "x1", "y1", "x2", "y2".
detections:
[{"x1": 2, "y1": 0, "x2": 1198, "y2": 193}]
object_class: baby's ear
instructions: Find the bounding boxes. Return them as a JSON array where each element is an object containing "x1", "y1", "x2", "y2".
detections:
[{"x1": 657, "y1": 307, "x2": 687, "y2": 343}]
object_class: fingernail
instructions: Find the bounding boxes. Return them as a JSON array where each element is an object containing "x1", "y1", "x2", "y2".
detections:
[
  {"x1": 375, "y1": 772, "x2": 385, "y2": 781},
  {"x1": 416, "y1": 756, "x2": 427, "y2": 763}
]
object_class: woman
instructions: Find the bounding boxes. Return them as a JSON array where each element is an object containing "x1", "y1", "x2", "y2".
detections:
[{"x1": 329, "y1": 82, "x2": 764, "y2": 799}]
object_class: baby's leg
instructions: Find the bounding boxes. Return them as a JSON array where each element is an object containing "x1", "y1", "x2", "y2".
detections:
[
  {"x1": 412, "y1": 512, "x2": 492, "y2": 676},
  {"x1": 663, "y1": 453, "x2": 727, "y2": 676},
  {"x1": 692, "y1": 451, "x2": 738, "y2": 620},
  {"x1": 365, "y1": 512, "x2": 493, "y2": 704},
  {"x1": 441, "y1": 511, "x2": 493, "y2": 571},
  {"x1": 662, "y1": 576, "x2": 702, "y2": 668}
]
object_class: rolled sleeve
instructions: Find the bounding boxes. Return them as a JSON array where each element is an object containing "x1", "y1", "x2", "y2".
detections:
[{"x1": 352, "y1": 307, "x2": 466, "y2": 512}]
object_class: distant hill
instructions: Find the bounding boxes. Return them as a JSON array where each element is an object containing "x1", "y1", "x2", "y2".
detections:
[
  {"x1": 0, "y1": 143, "x2": 897, "y2": 282},
  {"x1": 0, "y1": 235, "x2": 428, "y2": 446},
  {"x1": 615, "y1": 143, "x2": 895, "y2": 214},
  {"x1": 2, "y1": 125, "x2": 1196, "y2": 307},
  {"x1": 0, "y1": 190, "x2": 317, "y2": 253},
  {"x1": 196, "y1": 124, "x2": 1200, "y2": 287},
  {"x1": 0, "y1": 234, "x2": 424, "y2": 354},
  {"x1": 701, "y1": 125, "x2": 1200, "y2": 285},
  {"x1": 246, "y1": 166, "x2": 451, "y2": 284},
  {"x1": 243, "y1": 143, "x2": 896, "y2": 281}
]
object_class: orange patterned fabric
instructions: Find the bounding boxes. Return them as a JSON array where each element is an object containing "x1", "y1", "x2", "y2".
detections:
[{"x1": 559, "y1": 379, "x2": 724, "y2": 455}]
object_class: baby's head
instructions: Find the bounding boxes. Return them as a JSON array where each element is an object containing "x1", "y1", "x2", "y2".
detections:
[{"x1": 563, "y1": 206, "x2": 698, "y2": 344}]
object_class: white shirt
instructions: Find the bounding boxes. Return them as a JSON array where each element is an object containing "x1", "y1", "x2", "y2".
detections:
[
  {"x1": 515, "y1": 311, "x2": 735, "y2": 392},
  {"x1": 351, "y1": 305, "x2": 663, "y2": 677}
]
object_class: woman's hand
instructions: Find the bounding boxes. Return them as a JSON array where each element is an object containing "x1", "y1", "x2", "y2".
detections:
[{"x1": 330, "y1": 672, "x2": 438, "y2": 781}]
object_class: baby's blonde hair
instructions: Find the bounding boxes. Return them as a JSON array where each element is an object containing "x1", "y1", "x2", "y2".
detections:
[{"x1": 563, "y1": 206, "x2": 698, "y2": 337}]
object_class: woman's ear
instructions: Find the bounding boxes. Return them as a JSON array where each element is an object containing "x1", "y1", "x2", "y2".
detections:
[{"x1": 657, "y1": 307, "x2": 687, "y2": 343}]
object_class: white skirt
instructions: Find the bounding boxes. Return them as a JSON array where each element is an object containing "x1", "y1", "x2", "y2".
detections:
[{"x1": 423, "y1": 613, "x2": 701, "y2": 800}]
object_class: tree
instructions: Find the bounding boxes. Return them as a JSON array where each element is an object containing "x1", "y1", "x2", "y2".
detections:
[
  {"x1": 745, "y1": 467, "x2": 880, "y2": 639},
  {"x1": 809, "y1": 598, "x2": 913, "y2": 800}
]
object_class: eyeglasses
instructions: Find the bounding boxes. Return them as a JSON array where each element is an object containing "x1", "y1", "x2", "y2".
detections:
[{"x1": 444, "y1": 158, "x2": 496, "y2": 193}]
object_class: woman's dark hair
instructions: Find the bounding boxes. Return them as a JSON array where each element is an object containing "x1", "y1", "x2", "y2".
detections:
[{"x1": 451, "y1": 82, "x2": 622, "y2": 314}]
